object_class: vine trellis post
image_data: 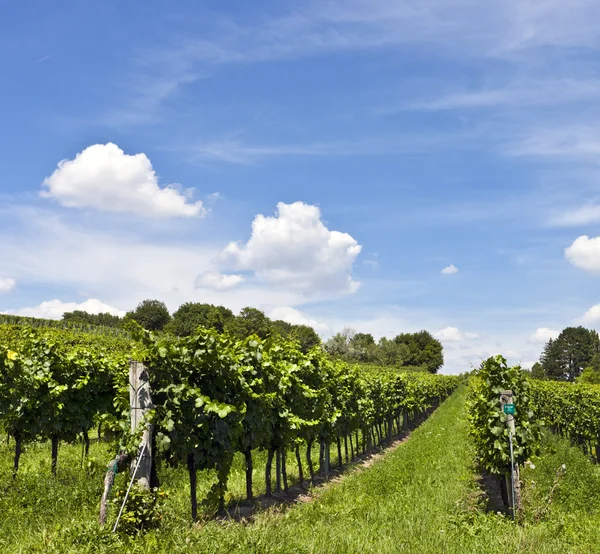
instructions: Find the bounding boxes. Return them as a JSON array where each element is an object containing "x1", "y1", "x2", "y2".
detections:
[
  {"x1": 129, "y1": 360, "x2": 154, "y2": 489},
  {"x1": 500, "y1": 389, "x2": 521, "y2": 516},
  {"x1": 99, "y1": 360, "x2": 154, "y2": 526}
]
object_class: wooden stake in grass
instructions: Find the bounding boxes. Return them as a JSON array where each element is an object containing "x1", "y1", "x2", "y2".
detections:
[
  {"x1": 99, "y1": 450, "x2": 129, "y2": 526},
  {"x1": 129, "y1": 361, "x2": 153, "y2": 489}
]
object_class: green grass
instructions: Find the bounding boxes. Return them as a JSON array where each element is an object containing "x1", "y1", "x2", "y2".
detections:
[{"x1": 3, "y1": 387, "x2": 600, "y2": 553}]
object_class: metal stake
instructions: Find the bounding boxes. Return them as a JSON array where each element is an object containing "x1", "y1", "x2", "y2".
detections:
[{"x1": 112, "y1": 442, "x2": 146, "y2": 533}]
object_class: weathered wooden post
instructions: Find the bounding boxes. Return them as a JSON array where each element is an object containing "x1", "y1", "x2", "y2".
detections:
[
  {"x1": 500, "y1": 390, "x2": 521, "y2": 515},
  {"x1": 99, "y1": 360, "x2": 154, "y2": 526},
  {"x1": 129, "y1": 360, "x2": 154, "y2": 489}
]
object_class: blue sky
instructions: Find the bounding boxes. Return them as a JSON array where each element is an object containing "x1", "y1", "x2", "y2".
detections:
[{"x1": 3, "y1": 0, "x2": 600, "y2": 373}]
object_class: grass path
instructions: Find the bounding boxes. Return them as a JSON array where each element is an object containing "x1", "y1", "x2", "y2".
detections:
[{"x1": 192, "y1": 385, "x2": 483, "y2": 553}]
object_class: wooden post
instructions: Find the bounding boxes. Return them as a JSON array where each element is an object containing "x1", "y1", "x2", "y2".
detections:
[
  {"x1": 99, "y1": 360, "x2": 154, "y2": 526},
  {"x1": 500, "y1": 389, "x2": 521, "y2": 514},
  {"x1": 129, "y1": 360, "x2": 154, "y2": 489}
]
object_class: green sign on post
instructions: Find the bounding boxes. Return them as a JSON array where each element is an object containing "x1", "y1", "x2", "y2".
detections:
[{"x1": 504, "y1": 403, "x2": 515, "y2": 415}]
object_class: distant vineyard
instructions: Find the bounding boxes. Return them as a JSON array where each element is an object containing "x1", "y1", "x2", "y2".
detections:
[
  {"x1": 0, "y1": 314, "x2": 130, "y2": 336},
  {"x1": 530, "y1": 380, "x2": 600, "y2": 461}
]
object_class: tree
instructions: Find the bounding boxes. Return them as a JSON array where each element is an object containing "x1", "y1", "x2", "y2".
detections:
[
  {"x1": 530, "y1": 362, "x2": 545, "y2": 380},
  {"x1": 349, "y1": 333, "x2": 376, "y2": 362},
  {"x1": 225, "y1": 307, "x2": 272, "y2": 339},
  {"x1": 271, "y1": 321, "x2": 321, "y2": 353},
  {"x1": 272, "y1": 320, "x2": 293, "y2": 337},
  {"x1": 576, "y1": 366, "x2": 600, "y2": 384},
  {"x1": 165, "y1": 303, "x2": 234, "y2": 336},
  {"x1": 540, "y1": 326, "x2": 600, "y2": 381},
  {"x1": 376, "y1": 337, "x2": 409, "y2": 367},
  {"x1": 126, "y1": 300, "x2": 171, "y2": 331},
  {"x1": 393, "y1": 330, "x2": 443, "y2": 373},
  {"x1": 289, "y1": 325, "x2": 321, "y2": 353},
  {"x1": 324, "y1": 328, "x2": 354, "y2": 358}
]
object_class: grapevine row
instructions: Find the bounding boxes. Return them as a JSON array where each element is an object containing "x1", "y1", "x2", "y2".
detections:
[
  {"x1": 0, "y1": 323, "x2": 459, "y2": 520},
  {"x1": 529, "y1": 380, "x2": 600, "y2": 461},
  {"x1": 140, "y1": 327, "x2": 459, "y2": 517}
]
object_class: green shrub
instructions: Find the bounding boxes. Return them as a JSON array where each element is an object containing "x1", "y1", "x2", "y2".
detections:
[{"x1": 112, "y1": 485, "x2": 167, "y2": 535}]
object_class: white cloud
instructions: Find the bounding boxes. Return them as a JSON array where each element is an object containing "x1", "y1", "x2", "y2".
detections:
[
  {"x1": 0, "y1": 207, "x2": 305, "y2": 315},
  {"x1": 409, "y1": 79, "x2": 600, "y2": 112},
  {"x1": 441, "y1": 264, "x2": 459, "y2": 275},
  {"x1": 7, "y1": 298, "x2": 125, "y2": 320},
  {"x1": 269, "y1": 306, "x2": 330, "y2": 334},
  {"x1": 529, "y1": 327, "x2": 560, "y2": 343},
  {"x1": 0, "y1": 278, "x2": 16, "y2": 293},
  {"x1": 509, "y1": 126, "x2": 600, "y2": 161},
  {"x1": 565, "y1": 235, "x2": 600, "y2": 273},
  {"x1": 218, "y1": 201, "x2": 362, "y2": 295},
  {"x1": 42, "y1": 143, "x2": 205, "y2": 218},
  {"x1": 195, "y1": 270, "x2": 243, "y2": 291},
  {"x1": 580, "y1": 304, "x2": 600, "y2": 324},
  {"x1": 434, "y1": 326, "x2": 478, "y2": 342},
  {"x1": 551, "y1": 204, "x2": 600, "y2": 227},
  {"x1": 193, "y1": 140, "x2": 342, "y2": 165}
]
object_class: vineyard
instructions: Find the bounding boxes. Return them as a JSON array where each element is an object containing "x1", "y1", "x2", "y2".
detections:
[
  {"x1": 0, "y1": 324, "x2": 458, "y2": 523},
  {"x1": 4, "y1": 324, "x2": 600, "y2": 553}
]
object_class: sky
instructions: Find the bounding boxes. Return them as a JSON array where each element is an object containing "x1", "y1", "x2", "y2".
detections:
[{"x1": 3, "y1": 0, "x2": 600, "y2": 373}]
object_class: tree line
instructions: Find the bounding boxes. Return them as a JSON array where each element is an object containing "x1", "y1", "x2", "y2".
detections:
[
  {"x1": 323, "y1": 328, "x2": 443, "y2": 373},
  {"x1": 62, "y1": 300, "x2": 444, "y2": 373},
  {"x1": 62, "y1": 300, "x2": 321, "y2": 353}
]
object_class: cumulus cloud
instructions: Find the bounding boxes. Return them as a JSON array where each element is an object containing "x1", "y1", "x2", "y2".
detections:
[
  {"x1": 7, "y1": 298, "x2": 125, "y2": 320},
  {"x1": 434, "y1": 326, "x2": 478, "y2": 342},
  {"x1": 565, "y1": 235, "x2": 600, "y2": 273},
  {"x1": 441, "y1": 264, "x2": 459, "y2": 275},
  {"x1": 529, "y1": 327, "x2": 560, "y2": 343},
  {"x1": 0, "y1": 208, "x2": 306, "y2": 315},
  {"x1": 195, "y1": 270, "x2": 243, "y2": 291},
  {"x1": 269, "y1": 306, "x2": 330, "y2": 334},
  {"x1": 0, "y1": 278, "x2": 16, "y2": 293},
  {"x1": 580, "y1": 304, "x2": 600, "y2": 324},
  {"x1": 218, "y1": 201, "x2": 362, "y2": 295},
  {"x1": 42, "y1": 143, "x2": 205, "y2": 218}
]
